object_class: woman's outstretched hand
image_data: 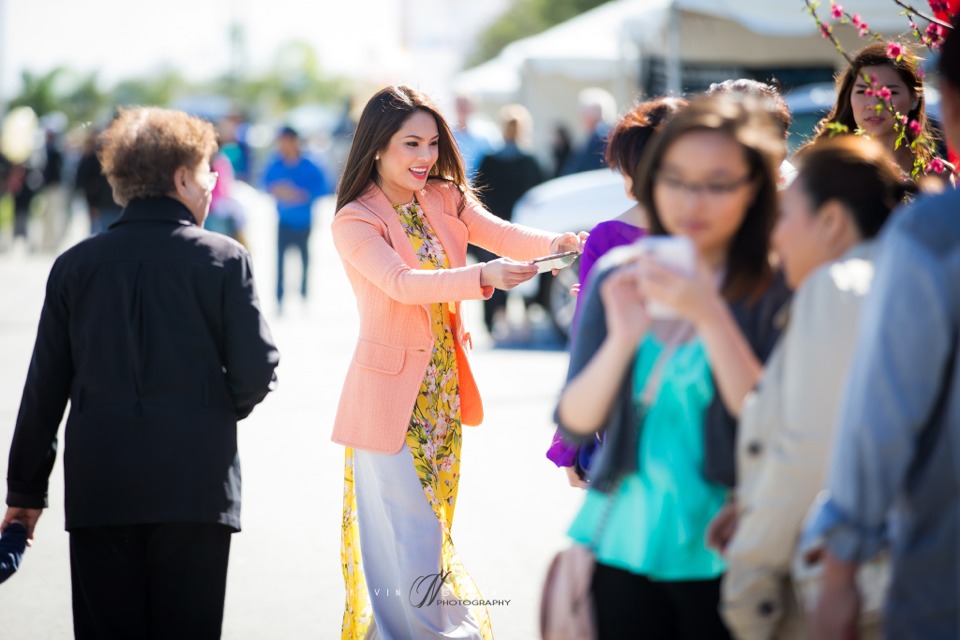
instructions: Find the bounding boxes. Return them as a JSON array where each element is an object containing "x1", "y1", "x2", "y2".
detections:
[
  {"x1": 480, "y1": 259, "x2": 539, "y2": 290},
  {"x1": 550, "y1": 231, "x2": 589, "y2": 255}
]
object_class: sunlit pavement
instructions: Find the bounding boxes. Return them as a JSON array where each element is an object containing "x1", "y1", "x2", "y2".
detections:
[{"x1": 0, "y1": 188, "x2": 582, "y2": 639}]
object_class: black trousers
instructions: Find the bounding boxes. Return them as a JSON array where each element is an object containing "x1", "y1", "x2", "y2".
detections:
[
  {"x1": 591, "y1": 563, "x2": 732, "y2": 640},
  {"x1": 472, "y1": 247, "x2": 508, "y2": 332},
  {"x1": 69, "y1": 523, "x2": 232, "y2": 640},
  {"x1": 276, "y1": 224, "x2": 310, "y2": 304}
]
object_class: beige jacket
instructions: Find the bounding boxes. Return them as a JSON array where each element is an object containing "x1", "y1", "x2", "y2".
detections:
[{"x1": 721, "y1": 243, "x2": 876, "y2": 640}]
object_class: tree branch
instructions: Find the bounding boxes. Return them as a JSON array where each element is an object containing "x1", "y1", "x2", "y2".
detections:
[{"x1": 892, "y1": 0, "x2": 954, "y2": 29}]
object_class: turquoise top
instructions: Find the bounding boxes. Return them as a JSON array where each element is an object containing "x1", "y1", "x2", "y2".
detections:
[{"x1": 567, "y1": 334, "x2": 728, "y2": 580}]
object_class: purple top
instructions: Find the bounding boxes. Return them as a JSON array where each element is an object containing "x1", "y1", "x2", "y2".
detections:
[
  {"x1": 546, "y1": 218, "x2": 645, "y2": 468},
  {"x1": 573, "y1": 219, "x2": 645, "y2": 326}
]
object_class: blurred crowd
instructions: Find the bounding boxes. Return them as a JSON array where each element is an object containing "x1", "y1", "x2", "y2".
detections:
[
  {"x1": 546, "y1": 34, "x2": 960, "y2": 640},
  {"x1": 3, "y1": 22, "x2": 960, "y2": 639}
]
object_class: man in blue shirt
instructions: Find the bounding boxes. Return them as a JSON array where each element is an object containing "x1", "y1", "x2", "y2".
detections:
[
  {"x1": 262, "y1": 126, "x2": 330, "y2": 312},
  {"x1": 809, "y1": 26, "x2": 960, "y2": 639}
]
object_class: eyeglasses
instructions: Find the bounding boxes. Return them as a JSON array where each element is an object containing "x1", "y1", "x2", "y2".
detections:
[
  {"x1": 199, "y1": 170, "x2": 219, "y2": 191},
  {"x1": 655, "y1": 174, "x2": 752, "y2": 198}
]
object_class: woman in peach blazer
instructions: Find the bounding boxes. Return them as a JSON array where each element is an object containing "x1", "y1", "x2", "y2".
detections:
[{"x1": 332, "y1": 85, "x2": 583, "y2": 640}]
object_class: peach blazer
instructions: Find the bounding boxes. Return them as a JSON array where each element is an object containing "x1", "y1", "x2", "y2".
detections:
[{"x1": 330, "y1": 180, "x2": 556, "y2": 454}]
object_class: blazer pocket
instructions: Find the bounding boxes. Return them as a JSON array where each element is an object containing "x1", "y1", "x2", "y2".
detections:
[{"x1": 355, "y1": 339, "x2": 405, "y2": 375}]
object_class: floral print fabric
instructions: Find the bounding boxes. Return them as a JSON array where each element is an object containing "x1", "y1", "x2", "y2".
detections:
[{"x1": 340, "y1": 199, "x2": 493, "y2": 639}]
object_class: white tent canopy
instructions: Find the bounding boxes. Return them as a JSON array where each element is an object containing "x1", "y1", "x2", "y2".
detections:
[
  {"x1": 671, "y1": 0, "x2": 909, "y2": 37},
  {"x1": 456, "y1": 0, "x2": 919, "y2": 168},
  {"x1": 460, "y1": 0, "x2": 917, "y2": 94}
]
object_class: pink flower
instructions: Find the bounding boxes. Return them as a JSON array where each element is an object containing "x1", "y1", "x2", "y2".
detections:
[
  {"x1": 878, "y1": 86, "x2": 892, "y2": 100},
  {"x1": 909, "y1": 119, "x2": 923, "y2": 135},
  {"x1": 858, "y1": 22, "x2": 869, "y2": 37},
  {"x1": 864, "y1": 88, "x2": 876, "y2": 97},
  {"x1": 851, "y1": 13, "x2": 862, "y2": 27},
  {"x1": 821, "y1": 23, "x2": 832, "y2": 39},
  {"x1": 887, "y1": 42, "x2": 903, "y2": 59},
  {"x1": 926, "y1": 158, "x2": 946, "y2": 174},
  {"x1": 831, "y1": 3, "x2": 844, "y2": 18},
  {"x1": 926, "y1": 24, "x2": 947, "y2": 49}
]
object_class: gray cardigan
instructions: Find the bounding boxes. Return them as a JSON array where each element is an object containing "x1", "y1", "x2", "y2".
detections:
[{"x1": 557, "y1": 246, "x2": 790, "y2": 491}]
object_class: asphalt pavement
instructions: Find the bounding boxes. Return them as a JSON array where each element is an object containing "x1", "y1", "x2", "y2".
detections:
[{"x1": 0, "y1": 189, "x2": 583, "y2": 639}]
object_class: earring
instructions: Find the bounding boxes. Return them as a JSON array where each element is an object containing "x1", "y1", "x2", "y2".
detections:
[{"x1": 375, "y1": 154, "x2": 380, "y2": 161}]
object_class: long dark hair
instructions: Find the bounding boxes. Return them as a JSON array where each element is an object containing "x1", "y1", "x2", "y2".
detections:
[
  {"x1": 811, "y1": 42, "x2": 934, "y2": 167},
  {"x1": 634, "y1": 94, "x2": 784, "y2": 301},
  {"x1": 336, "y1": 85, "x2": 470, "y2": 213},
  {"x1": 792, "y1": 136, "x2": 910, "y2": 239}
]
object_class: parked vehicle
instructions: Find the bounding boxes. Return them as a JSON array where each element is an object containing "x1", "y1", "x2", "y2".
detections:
[{"x1": 510, "y1": 168, "x2": 633, "y2": 339}]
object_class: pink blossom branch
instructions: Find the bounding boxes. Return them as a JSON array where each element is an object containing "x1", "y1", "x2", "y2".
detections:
[
  {"x1": 891, "y1": 0, "x2": 954, "y2": 30},
  {"x1": 805, "y1": 0, "x2": 854, "y2": 64}
]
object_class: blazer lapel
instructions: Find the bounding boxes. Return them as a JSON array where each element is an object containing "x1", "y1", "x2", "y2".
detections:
[
  {"x1": 418, "y1": 184, "x2": 472, "y2": 325},
  {"x1": 358, "y1": 184, "x2": 421, "y2": 269}
]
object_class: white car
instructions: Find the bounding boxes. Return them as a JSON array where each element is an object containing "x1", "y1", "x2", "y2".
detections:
[{"x1": 510, "y1": 168, "x2": 634, "y2": 339}]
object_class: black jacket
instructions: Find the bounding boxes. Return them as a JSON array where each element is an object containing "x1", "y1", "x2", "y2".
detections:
[
  {"x1": 6, "y1": 197, "x2": 279, "y2": 531},
  {"x1": 74, "y1": 152, "x2": 122, "y2": 214},
  {"x1": 475, "y1": 146, "x2": 543, "y2": 222}
]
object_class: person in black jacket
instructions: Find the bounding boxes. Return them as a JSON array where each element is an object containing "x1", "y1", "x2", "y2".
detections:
[
  {"x1": 474, "y1": 104, "x2": 544, "y2": 335},
  {"x1": 1, "y1": 107, "x2": 280, "y2": 639}
]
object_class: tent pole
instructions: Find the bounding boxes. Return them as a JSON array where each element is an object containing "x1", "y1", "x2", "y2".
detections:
[{"x1": 667, "y1": 2, "x2": 682, "y2": 96}]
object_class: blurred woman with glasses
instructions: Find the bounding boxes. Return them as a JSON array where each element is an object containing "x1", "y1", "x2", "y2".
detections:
[
  {"x1": 546, "y1": 96, "x2": 686, "y2": 489},
  {"x1": 556, "y1": 94, "x2": 790, "y2": 639}
]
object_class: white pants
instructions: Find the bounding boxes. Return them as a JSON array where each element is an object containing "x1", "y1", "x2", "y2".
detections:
[{"x1": 353, "y1": 444, "x2": 482, "y2": 640}]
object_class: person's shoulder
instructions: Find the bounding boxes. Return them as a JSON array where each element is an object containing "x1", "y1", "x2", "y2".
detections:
[
  {"x1": 300, "y1": 153, "x2": 326, "y2": 171},
  {"x1": 732, "y1": 269, "x2": 792, "y2": 324},
  {"x1": 195, "y1": 227, "x2": 249, "y2": 259},
  {"x1": 823, "y1": 245, "x2": 876, "y2": 298},
  {"x1": 892, "y1": 189, "x2": 960, "y2": 253},
  {"x1": 795, "y1": 245, "x2": 875, "y2": 325},
  {"x1": 425, "y1": 178, "x2": 458, "y2": 195},
  {"x1": 333, "y1": 187, "x2": 389, "y2": 231},
  {"x1": 424, "y1": 178, "x2": 466, "y2": 209},
  {"x1": 51, "y1": 232, "x2": 111, "y2": 275},
  {"x1": 588, "y1": 218, "x2": 641, "y2": 239},
  {"x1": 590, "y1": 242, "x2": 640, "y2": 280},
  {"x1": 262, "y1": 153, "x2": 283, "y2": 168}
]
